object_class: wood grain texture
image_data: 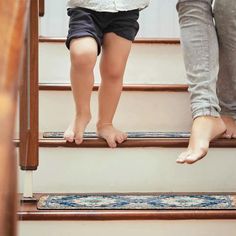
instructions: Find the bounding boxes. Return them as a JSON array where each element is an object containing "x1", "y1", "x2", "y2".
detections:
[
  {"x1": 0, "y1": 95, "x2": 18, "y2": 235},
  {"x1": 39, "y1": 37, "x2": 180, "y2": 44},
  {"x1": 20, "y1": 0, "x2": 39, "y2": 171},
  {"x1": 0, "y1": 0, "x2": 30, "y2": 235},
  {"x1": 13, "y1": 136, "x2": 236, "y2": 148},
  {"x1": 38, "y1": 138, "x2": 236, "y2": 148},
  {"x1": 38, "y1": 131, "x2": 236, "y2": 148},
  {"x1": 20, "y1": 39, "x2": 29, "y2": 170},
  {"x1": 39, "y1": 83, "x2": 189, "y2": 92},
  {"x1": 39, "y1": 0, "x2": 44, "y2": 17}
]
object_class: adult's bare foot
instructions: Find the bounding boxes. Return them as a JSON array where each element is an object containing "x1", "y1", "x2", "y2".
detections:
[
  {"x1": 64, "y1": 114, "x2": 91, "y2": 144},
  {"x1": 97, "y1": 123, "x2": 128, "y2": 148},
  {"x1": 221, "y1": 116, "x2": 236, "y2": 139},
  {"x1": 176, "y1": 116, "x2": 226, "y2": 164}
]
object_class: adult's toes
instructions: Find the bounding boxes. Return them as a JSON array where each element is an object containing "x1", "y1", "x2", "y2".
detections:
[
  {"x1": 176, "y1": 158, "x2": 185, "y2": 164},
  {"x1": 185, "y1": 152, "x2": 205, "y2": 164},
  {"x1": 222, "y1": 131, "x2": 232, "y2": 139},
  {"x1": 176, "y1": 151, "x2": 190, "y2": 164}
]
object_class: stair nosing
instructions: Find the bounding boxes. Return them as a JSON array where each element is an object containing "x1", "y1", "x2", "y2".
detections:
[
  {"x1": 14, "y1": 137, "x2": 236, "y2": 148},
  {"x1": 18, "y1": 210, "x2": 236, "y2": 221},
  {"x1": 39, "y1": 83, "x2": 189, "y2": 92},
  {"x1": 39, "y1": 36, "x2": 180, "y2": 44}
]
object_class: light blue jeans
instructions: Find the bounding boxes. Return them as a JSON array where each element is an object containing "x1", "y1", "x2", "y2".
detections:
[{"x1": 177, "y1": 0, "x2": 236, "y2": 120}]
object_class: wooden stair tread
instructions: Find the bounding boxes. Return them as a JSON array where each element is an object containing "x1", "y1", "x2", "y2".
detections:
[
  {"x1": 39, "y1": 37, "x2": 181, "y2": 44},
  {"x1": 19, "y1": 193, "x2": 236, "y2": 221},
  {"x1": 39, "y1": 83, "x2": 188, "y2": 92},
  {"x1": 14, "y1": 133, "x2": 236, "y2": 148},
  {"x1": 38, "y1": 138, "x2": 236, "y2": 148}
]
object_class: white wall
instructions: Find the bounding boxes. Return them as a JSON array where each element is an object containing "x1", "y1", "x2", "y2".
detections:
[{"x1": 40, "y1": 0, "x2": 180, "y2": 38}]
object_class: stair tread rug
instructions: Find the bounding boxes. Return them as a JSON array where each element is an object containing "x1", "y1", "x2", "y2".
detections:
[
  {"x1": 43, "y1": 132, "x2": 190, "y2": 139},
  {"x1": 37, "y1": 194, "x2": 236, "y2": 210}
]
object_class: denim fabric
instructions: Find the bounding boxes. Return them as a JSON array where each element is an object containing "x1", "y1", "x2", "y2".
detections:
[{"x1": 177, "y1": 0, "x2": 236, "y2": 120}]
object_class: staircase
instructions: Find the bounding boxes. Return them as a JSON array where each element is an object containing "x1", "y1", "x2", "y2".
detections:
[
  {"x1": 15, "y1": 1, "x2": 236, "y2": 234},
  {"x1": 17, "y1": 38, "x2": 236, "y2": 236}
]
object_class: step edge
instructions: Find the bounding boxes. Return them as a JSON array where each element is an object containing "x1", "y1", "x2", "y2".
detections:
[
  {"x1": 39, "y1": 37, "x2": 180, "y2": 44},
  {"x1": 39, "y1": 83, "x2": 189, "y2": 92},
  {"x1": 18, "y1": 210, "x2": 236, "y2": 221},
  {"x1": 13, "y1": 138, "x2": 236, "y2": 148}
]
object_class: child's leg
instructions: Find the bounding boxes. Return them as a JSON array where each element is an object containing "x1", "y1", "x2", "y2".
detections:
[
  {"x1": 64, "y1": 37, "x2": 97, "y2": 144},
  {"x1": 214, "y1": 0, "x2": 236, "y2": 139},
  {"x1": 96, "y1": 33, "x2": 132, "y2": 148},
  {"x1": 176, "y1": 0, "x2": 226, "y2": 164}
]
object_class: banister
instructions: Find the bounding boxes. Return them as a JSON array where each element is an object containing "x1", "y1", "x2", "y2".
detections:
[
  {"x1": 0, "y1": 0, "x2": 30, "y2": 235},
  {"x1": 39, "y1": 0, "x2": 44, "y2": 16},
  {"x1": 20, "y1": 0, "x2": 39, "y2": 171},
  {"x1": 0, "y1": 95, "x2": 17, "y2": 236}
]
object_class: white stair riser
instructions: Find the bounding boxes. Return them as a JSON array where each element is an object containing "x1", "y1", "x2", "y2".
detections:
[
  {"x1": 15, "y1": 91, "x2": 192, "y2": 133},
  {"x1": 40, "y1": 43, "x2": 186, "y2": 84},
  {"x1": 18, "y1": 148, "x2": 236, "y2": 193},
  {"x1": 19, "y1": 221, "x2": 236, "y2": 236}
]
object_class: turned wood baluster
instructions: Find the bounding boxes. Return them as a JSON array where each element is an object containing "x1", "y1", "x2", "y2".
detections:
[{"x1": 20, "y1": 0, "x2": 39, "y2": 171}]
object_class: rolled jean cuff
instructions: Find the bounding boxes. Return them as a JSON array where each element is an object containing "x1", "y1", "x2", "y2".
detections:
[{"x1": 192, "y1": 107, "x2": 220, "y2": 120}]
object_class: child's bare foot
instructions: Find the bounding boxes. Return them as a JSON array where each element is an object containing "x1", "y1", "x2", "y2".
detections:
[
  {"x1": 176, "y1": 116, "x2": 226, "y2": 164},
  {"x1": 96, "y1": 123, "x2": 128, "y2": 148},
  {"x1": 221, "y1": 116, "x2": 236, "y2": 139},
  {"x1": 64, "y1": 114, "x2": 91, "y2": 144}
]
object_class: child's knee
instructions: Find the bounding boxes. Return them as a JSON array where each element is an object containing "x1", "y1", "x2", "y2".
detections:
[
  {"x1": 71, "y1": 50, "x2": 96, "y2": 70},
  {"x1": 101, "y1": 66, "x2": 124, "y2": 81},
  {"x1": 70, "y1": 41, "x2": 97, "y2": 70}
]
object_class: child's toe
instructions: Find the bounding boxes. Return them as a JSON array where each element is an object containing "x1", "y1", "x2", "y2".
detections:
[
  {"x1": 116, "y1": 135, "x2": 124, "y2": 144},
  {"x1": 75, "y1": 133, "x2": 83, "y2": 145},
  {"x1": 64, "y1": 130, "x2": 75, "y2": 143},
  {"x1": 106, "y1": 137, "x2": 117, "y2": 148},
  {"x1": 123, "y1": 133, "x2": 128, "y2": 140}
]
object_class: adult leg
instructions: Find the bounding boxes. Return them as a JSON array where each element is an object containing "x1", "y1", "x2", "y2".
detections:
[
  {"x1": 97, "y1": 33, "x2": 132, "y2": 148},
  {"x1": 176, "y1": 0, "x2": 226, "y2": 164},
  {"x1": 214, "y1": 0, "x2": 236, "y2": 138},
  {"x1": 64, "y1": 38, "x2": 97, "y2": 144}
]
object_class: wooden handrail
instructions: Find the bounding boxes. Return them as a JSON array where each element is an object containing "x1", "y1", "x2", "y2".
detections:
[{"x1": 0, "y1": 0, "x2": 30, "y2": 235}]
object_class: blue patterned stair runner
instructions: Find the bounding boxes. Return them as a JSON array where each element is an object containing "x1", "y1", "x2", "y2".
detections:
[
  {"x1": 38, "y1": 194, "x2": 236, "y2": 210},
  {"x1": 43, "y1": 132, "x2": 191, "y2": 139}
]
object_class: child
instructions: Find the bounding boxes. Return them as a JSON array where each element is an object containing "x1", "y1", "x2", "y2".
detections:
[
  {"x1": 176, "y1": 0, "x2": 236, "y2": 164},
  {"x1": 64, "y1": 0, "x2": 150, "y2": 148}
]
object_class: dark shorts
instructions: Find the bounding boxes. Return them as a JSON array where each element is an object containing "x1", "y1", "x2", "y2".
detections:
[{"x1": 66, "y1": 7, "x2": 140, "y2": 55}]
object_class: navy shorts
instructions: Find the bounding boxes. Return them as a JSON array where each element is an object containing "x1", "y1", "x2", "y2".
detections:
[{"x1": 66, "y1": 7, "x2": 140, "y2": 55}]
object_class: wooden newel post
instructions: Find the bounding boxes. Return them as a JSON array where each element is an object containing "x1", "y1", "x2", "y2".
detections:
[{"x1": 20, "y1": 0, "x2": 39, "y2": 171}]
